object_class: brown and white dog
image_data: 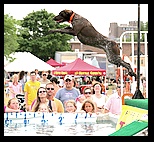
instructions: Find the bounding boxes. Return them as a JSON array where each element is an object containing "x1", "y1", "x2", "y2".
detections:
[{"x1": 49, "y1": 9, "x2": 136, "y2": 79}]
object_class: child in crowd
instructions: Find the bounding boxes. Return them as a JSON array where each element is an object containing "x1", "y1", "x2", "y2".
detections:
[
  {"x1": 80, "y1": 99, "x2": 96, "y2": 115},
  {"x1": 37, "y1": 103, "x2": 51, "y2": 113},
  {"x1": 65, "y1": 100, "x2": 77, "y2": 113},
  {"x1": 4, "y1": 98, "x2": 23, "y2": 113}
]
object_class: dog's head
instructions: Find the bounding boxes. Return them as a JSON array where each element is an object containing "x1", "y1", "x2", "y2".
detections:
[{"x1": 53, "y1": 10, "x2": 74, "y2": 23}]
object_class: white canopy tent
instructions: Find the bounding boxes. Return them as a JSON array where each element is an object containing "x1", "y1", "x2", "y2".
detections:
[{"x1": 4, "y1": 52, "x2": 55, "y2": 72}]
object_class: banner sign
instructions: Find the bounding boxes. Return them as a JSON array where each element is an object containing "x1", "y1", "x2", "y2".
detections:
[
  {"x1": 52, "y1": 71, "x2": 106, "y2": 76},
  {"x1": 4, "y1": 112, "x2": 97, "y2": 125},
  {"x1": 116, "y1": 105, "x2": 148, "y2": 130}
]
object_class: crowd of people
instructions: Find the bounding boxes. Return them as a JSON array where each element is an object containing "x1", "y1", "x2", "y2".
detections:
[{"x1": 4, "y1": 69, "x2": 146, "y2": 116}]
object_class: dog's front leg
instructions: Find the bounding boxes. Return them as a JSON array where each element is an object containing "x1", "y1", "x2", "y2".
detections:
[{"x1": 48, "y1": 28, "x2": 77, "y2": 36}]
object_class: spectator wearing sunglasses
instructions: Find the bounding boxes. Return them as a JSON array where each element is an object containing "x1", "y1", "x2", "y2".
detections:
[
  {"x1": 50, "y1": 77, "x2": 60, "y2": 94},
  {"x1": 39, "y1": 72, "x2": 50, "y2": 88},
  {"x1": 46, "y1": 82, "x2": 64, "y2": 113},
  {"x1": 83, "y1": 87, "x2": 93, "y2": 100},
  {"x1": 31, "y1": 87, "x2": 57, "y2": 112},
  {"x1": 55, "y1": 75, "x2": 80, "y2": 112},
  {"x1": 82, "y1": 87, "x2": 98, "y2": 112}
]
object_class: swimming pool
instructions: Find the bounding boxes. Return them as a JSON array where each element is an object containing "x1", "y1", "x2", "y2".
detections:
[{"x1": 4, "y1": 112, "x2": 119, "y2": 136}]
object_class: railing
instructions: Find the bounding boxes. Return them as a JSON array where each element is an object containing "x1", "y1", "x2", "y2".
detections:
[{"x1": 119, "y1": 31, "x2": 148, "y2": 97}]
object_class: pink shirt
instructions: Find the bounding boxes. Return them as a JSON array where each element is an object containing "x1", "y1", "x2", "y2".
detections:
[
  {"x1": 31, "y1": 99, "x2": 36, "y2": 110},
  {"x1": 104, "y1": 92, "x2": 122, "y2": 115},
  {"x1": 9, "y1": 82, "x2": 22, "y2": 98},
  {"x1": 4, "y1": 106, "x2": 6, "y2": 112},
  {"x1": 4, "y1": 106, "x2": 24, "y2": 113}
]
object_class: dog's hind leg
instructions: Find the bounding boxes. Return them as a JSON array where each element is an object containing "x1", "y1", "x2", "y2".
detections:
[
  {"x1": 119, "y1": 60, "x2": 137, "y2": 79},
  {"x1": 106, "y1": 53, "x2": 137, "y2": 80},
  {"x1": 104, "y1": 41, "x2": 137, "y2": 80}
]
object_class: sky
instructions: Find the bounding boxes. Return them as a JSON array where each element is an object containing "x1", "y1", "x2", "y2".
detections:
[{"x1": 4, "y1": 4, "x2": 148, "y2": 37}]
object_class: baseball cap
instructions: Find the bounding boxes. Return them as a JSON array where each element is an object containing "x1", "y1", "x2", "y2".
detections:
[{"x1": 64, "y1": 75, "x2": 73, "y2": 81}]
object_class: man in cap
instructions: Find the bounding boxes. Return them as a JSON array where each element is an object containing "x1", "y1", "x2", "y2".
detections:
[{"x1": 55, "y1": 75, "x2": 80, "y2": 112}]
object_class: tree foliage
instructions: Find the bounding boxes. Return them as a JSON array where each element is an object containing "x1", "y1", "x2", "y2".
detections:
[
  {"x1": 16, "y1": 9, "x2": 73, "y2": 61},
  {"x1": 4, "y1": 14, "x2": 20, "y2": 60}
]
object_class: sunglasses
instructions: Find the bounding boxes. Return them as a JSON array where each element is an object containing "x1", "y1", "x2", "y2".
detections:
[
  {"x1": 84, "y1": 92, "x2": 91, "y2": 94},
  {"x1": 46, "y1": 88, "x2": 54, "y2": 90},
  {"x1": 39, "y1": 91, "x2": 46, "y2": 93},
  {"x1": 42, "y1": 74, "x2": 47, "y2": 76}
]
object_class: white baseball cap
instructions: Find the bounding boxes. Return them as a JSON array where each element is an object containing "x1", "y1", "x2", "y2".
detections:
[{"x1": 64, "y1": 75, "x2": 73, "y2": 81}]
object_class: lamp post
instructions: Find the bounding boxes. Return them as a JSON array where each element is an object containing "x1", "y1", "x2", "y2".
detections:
[{"x1": 132, "y1": 4, "x2": 144, "y2": 99}]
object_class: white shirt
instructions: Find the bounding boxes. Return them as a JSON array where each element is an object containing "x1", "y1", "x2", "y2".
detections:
[
  {"x1": 76, "y1": 101, "x2": 82, "y2": 111},
  {"x1": 92, "y1": 94, "x2": 106, "y2": 108}
]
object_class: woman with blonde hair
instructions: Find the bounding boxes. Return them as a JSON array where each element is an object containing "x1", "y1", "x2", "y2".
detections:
[
  {"x1": 37, "y1": 103, "x2": 51, "y2": 113},
  {"x1": 9, "y1": 74, "x2": 22, "y2": 99},
  {"x1": 31, "y1": 87, "x2": 57, "y2": 112},
  {"x1": 4, "y1": 98, "x2": 23, "y2": 113},
  {"x1": 65, "y1": 99, "x2": 77, "y2": 113}
]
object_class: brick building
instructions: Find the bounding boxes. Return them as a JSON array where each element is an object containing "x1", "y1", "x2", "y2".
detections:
[
  {"x1": 108, "y1": 21, "x2": 143, "y2": 41},
  {"x1": 70, "y1": 40, "x2": 148, "y2": 57}
]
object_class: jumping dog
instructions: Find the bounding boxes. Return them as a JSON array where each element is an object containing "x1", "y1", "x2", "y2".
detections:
[{"x1": 48, "y1": 9, "x2": 137, "y2": 79}]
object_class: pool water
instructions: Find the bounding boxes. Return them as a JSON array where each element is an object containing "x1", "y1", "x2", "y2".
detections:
[{"x1": 4, "y1": 112, "x2": 118, "y2": 136}]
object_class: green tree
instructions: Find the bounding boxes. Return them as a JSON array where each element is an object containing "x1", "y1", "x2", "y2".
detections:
[
  {"x1": 144, "y1": 22, "x2": 148, "y2": 31},
  {"x1": 4, "y1": 14, "x2": 20, "y2": 60},
  {"x1": 16, "y1": 9, "x2": 73, "y2": 61}
]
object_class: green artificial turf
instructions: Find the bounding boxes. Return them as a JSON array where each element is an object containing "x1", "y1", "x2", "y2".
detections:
[{"x1": 109, "y1": 120, "x2": 148, "y2": 136}]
